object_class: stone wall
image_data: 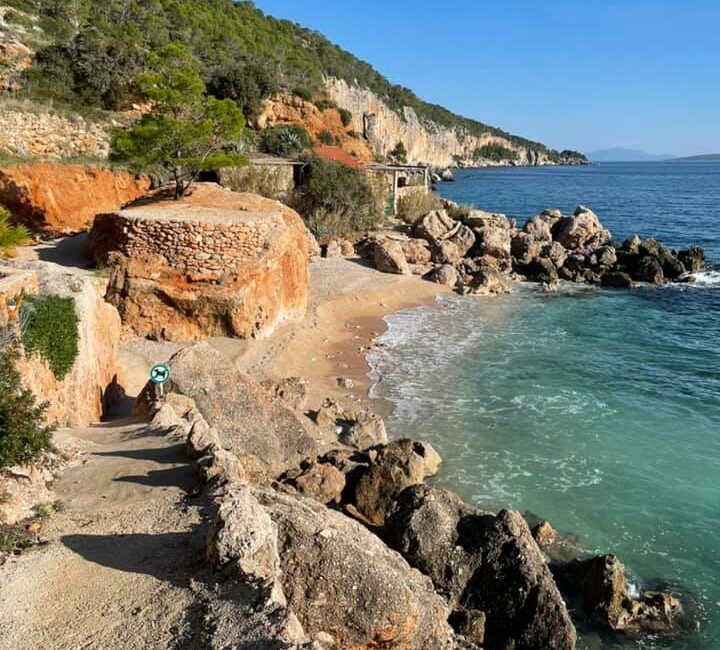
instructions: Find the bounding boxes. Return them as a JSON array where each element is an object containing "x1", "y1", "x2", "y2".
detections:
[
  {"x1": 88, "y1": 184, "x2": 310, "y2": 341},
  {"x1": 0, "y1": 109, "x2": 110, "y2": 160}
]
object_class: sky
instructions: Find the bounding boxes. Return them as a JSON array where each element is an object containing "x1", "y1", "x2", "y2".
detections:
[{"x1": 252, "y1": 0, "x2": 720, "y2": 156}]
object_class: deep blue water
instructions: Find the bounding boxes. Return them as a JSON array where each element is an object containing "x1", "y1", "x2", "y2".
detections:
[{"x1": 368, "y1": 163, "x2": 720, "y2": 649}]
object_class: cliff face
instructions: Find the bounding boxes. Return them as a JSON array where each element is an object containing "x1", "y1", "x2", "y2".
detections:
[{"x1": 325, "y1": 78, "x2": 557, "y2": 168}]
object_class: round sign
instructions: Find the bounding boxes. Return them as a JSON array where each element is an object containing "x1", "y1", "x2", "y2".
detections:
[{"x1": 149, "y1": 364, "x2": 171, "y2": 385}]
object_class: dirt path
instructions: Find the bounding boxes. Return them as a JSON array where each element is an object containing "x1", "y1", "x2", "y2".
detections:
[{"x1": 0, "y1": 415, "x2": 207, "y2": 650}]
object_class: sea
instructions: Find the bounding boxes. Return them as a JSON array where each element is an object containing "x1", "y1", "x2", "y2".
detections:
[{"x1": 366, "y1": 162, "x2": 720, "y2": 649}]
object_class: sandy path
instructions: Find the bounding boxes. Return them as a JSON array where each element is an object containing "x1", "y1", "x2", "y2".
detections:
[{"x1": 0, "y1": 415, "x2": 208, "y2": 650}]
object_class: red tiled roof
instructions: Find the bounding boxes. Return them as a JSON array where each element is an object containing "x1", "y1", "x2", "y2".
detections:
[{"x1": 313, "y1": 145, "x2": 365, "y2": 171}]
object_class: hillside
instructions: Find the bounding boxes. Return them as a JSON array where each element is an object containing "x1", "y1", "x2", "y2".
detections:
[
  {"x1": 0, "y1": 0, "x2": 586, "y2": 166},
  {"x1": 671, "y1": 153, "x2": 720, "y2": 162}
]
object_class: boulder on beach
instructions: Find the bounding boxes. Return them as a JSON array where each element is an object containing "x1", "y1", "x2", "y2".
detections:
[{"x1": 372, "y1": 237, "x2": 411, "y2": 275}]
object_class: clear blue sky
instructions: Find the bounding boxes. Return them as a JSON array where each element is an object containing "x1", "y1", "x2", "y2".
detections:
[{"x1": 252, "y1": 0, "x2": 720, "y2": 156}]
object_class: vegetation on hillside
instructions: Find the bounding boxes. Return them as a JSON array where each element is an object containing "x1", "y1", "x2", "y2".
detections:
[
  {"x1": 259, "y1": 125, "x2": 313, "y2": 157},
  {"x1": 396, "y1": 191, "x2": 443, "y2": 225},
  {"x1": 4, "y1": 0, "x2": 584, "y2": 159},
  {"x1": 0, "y1": 334, "x2": 54, "y2": 470},
  {"x1": 19, "y1": 295, "x2": 79, "y2": 381},
  {"x1": 110, "y1": 44, "x2": 247, "y2": 197},
  {"x1": 473, "y1": 143, "x2": 519, "y2": 162},
  {"x1": 390, "y1": 141, "x2": 408, "y2": 164},
  {"x1": 292, "y1": 155, "x2": 383, "y2": 237}
]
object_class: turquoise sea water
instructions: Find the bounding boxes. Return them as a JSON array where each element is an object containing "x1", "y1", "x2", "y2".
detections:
[{"x1": 367, "y1": 163, "x2": 720, "y2": 649}]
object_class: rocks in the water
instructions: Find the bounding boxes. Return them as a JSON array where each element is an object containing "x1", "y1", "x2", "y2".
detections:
[
  {"x1": 553, "y1": 205, "x2": 611, "y2": 251},
  {"x1": 532, "y1": 520, "x2": 559, "y2": 548},
  {"x1": 425, "y1": 263, "x2": 458, "y2": 287},
  {"x1": 678, "y1": 246, "x2": 705, "y2": 272},
  {"x1": 562, "y1": 555, "x2": 685, "y2": 636},
  {"x1": 353, "y1": 439, "x2": 442, "y2": 525},
  {"x1": 372, "y1": 238, "x2": 411, "y2": 275},
  {"x1": 440, "y1": 168, "x2": 455, "y2": 182},
  {"x1": 385, "y1": 484, "x2": 577, "y2": 650},
  {"x1": 522, "y1": 257, "x2": 559, "y2": 285},
  {"x1": 601, "y1": 271, "x2": 635, "y2": 289},
  {"x1": 523, "y1": 216, "x2": 553, "y2": 242},
  {"x1": 473, "y1": 226, "x2": 511, "y2": 260},
  {"x1": 634, "y1": 256, "x2": 665, "y2": 283},
  {"x1": 512, "y1": 232, "x2": 543, "y2": 266},
  {"x1": 466, "y1": 263, "x2": 511, "y2": 296}
]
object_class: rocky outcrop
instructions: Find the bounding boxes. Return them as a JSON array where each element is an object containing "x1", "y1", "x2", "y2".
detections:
[
  {"x1": 137, "y1": 342, "x2": 335, "y2": 482},
  {"x1": 0, "y1": 163, "x2": 148, "y2": 235},
  {"x1": 560, "y1": 555, "x2": 685, "y2": 637},
  {"x1": 324, "y1": 78, "x2": 582, "y2": 167},
  {"x1": 4, "y1": 265, "x2": 122, "y2": 427},
  {"x1": 207, "y1": 483, "x2": 456, "y2": 649},
  {"x1": 386, "y1": 485, "x2": 577, "y2": 650},
  {"x1": 91, "y1": 184, "x2": 309, "y2": 341},
  {"x1": 371, "y1": 237, "x2": 410, "y2": 275}
]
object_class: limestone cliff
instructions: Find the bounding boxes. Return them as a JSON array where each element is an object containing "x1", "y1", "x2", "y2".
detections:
[{"x1": 324, "y1": 78, "x2": 576, "y2": 168}]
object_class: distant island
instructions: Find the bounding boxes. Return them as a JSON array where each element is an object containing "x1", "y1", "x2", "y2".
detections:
[
  {"x1": 589, "y1": 148, "x2": 720, "y2": 163},
  {"x1": 671, "y1": 153, "x2": 720, "y2": 161}
]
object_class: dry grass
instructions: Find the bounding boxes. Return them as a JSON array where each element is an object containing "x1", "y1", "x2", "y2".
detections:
[{"x1": 396, "y1": 191, "x2": 443, "y2": 224}]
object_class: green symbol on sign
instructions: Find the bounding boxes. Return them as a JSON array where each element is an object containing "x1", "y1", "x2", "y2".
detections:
[{"x1": 150, "y1": 364, "x2": 171, "y2": 385}]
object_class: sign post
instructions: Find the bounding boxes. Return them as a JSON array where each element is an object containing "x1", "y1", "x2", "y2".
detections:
[{"x1": 149, "y1": 364, "x2": 171, "y2": 398}]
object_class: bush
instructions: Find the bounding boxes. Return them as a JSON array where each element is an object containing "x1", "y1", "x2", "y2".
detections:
[
  {"x1": 208, "y1": 62, "x2": 278, "y2": 121},
  {"x1": 338, "y1": 108, "x2": 353, "y2": 128},
  {"x1": 314, "y1": 98, "x2": 338, "y2": 111},
  {"x1": 0, "y1": 340, "x2": 54, "y2": 470},
  {"x1": 292, "y1": 87, "x2": 313, "y2": 102},
  {"x1": 317, "y1": 129, "x2": 336, "y2": 145},
  {"x1": 259, "y1": 125, "x2": 313, "y2": 157},
  {"x1": 20, "y1": 296, "x2": 79, "y2": 381},
  {"x1": 0, "y1": 209, "x2": 28, "y2": 256},
  {"x1": 390, "y1": 141, "x2": 408, "y2": 164},
  {"x1": 292, "y1": 155, "x2": 383, "y2": 237},
  {"x1": 446, "y1": 203, "x2": 473, "y2": 221},
  {"x1": 396, "y1": 191, "x2": 443, "y2": 224}
]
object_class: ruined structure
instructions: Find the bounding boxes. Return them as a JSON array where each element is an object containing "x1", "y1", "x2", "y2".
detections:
[{"x1": 88, "y1": 184, "x2": 310, "y2": 341}]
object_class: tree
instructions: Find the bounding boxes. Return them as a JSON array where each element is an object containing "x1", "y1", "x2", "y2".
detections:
[
  {"x1": 110, "y1": 44, "x2": 247, "y2": 198},
  {"x1": 390, "y1": 141, "x2": 408, "y2": 164},
  {"x1": 208, "y1": 62, "x2": 278, "y2": 122}
]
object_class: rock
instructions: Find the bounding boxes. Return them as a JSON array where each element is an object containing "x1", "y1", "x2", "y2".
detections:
[
  {"x1": 413, "y1": 209, "x2": 456, "y2": 243},
  {"x1": 633, "y1": 257, "x2": 665, "y2": 284},
  {"x1": 601, "y1": 272, "x2": 635, "y2": 289},
  {"x1": 468, "y1": 265, "x2": 511, "y2": 296},
  {"x1": 0, "y1": 163, "x2": 149, "y2": 235},
  {"x1": 306, "y1": 229, "x2": 322, "y2": 259},
  {"x1": 596, "y1": 245, "x2": 618, "y2": 268},
  {"x1": 473, "y1": 227, "x2": 511, "y2": 259},
  {"x1": 138, "y1": 342, "x2": 334, "y2": 482},
  {"x1": 93, "y1": 185, "x2": 310, "y2": 341},
  {"x1": 336, "y1": 376, "x2": 354, "y2": 390},
  {"x1": 186, "y1": 418, "x2": 221, "y2": 459},
  {"x1": 678, "y1": 246, "x2": 705, "y2": 272},
  {"x1": 353, "y1": 439, "x2": 442, "y2": 525},
  {"x1": 538, "y1": 208, "x2": 564, "y2": 230},
  {"x1": 262, "y1": 377, "x2": 308, "y2": 411},
  {"x1": 425, "y1": 264, "x2": 458, "y2": 287},
  {"x1": 623, "y1": 235, "x2": 641, "y2": 254},
  {"x1": 542, "y1": 241, "x2": 568, "y2": 269},
  {"x1": 400, "y1": 238, "x2": 433, "y2": 265},
  {"x1": 553, "y1": 206, "x2": 610, "y2": 251},
  {"x1": 512, "y1": 232, "x2": 543, "y2": 265},
  {"x1": 340, "y1": 240, "x2": 355, "y2": 256},
  {"x1": 248, "y1": 486, "x2": 455, "y2": 649},
  {"x1": 563, "y1": 555, "x2": 685, "y2": 636},
  {"x1": 523, "y1": 216, "x2": 553, "y2": 242},
  {"x1": 339, "y1": 411, "x2": 388, "y2": 449},
  {"x1": 532, "y1": 520, "x2": 558, "y2": 548},
  {"x1": 281, "y1": 461, "x2": 346, "y2": 505},
  {"x1": 523, "y1": 257, "x2": 559, "y2": 285},
  {"x1": 441, "y1": 168, "x2": 455, "y2": 181},
  {"x1": 197, "y1": 447, "x2": 247, "y2": 486},
  {"x1": 372, "y1": 238, "x2": 410, "y2": 275},
  {"x1": 463, "y1": 210, "x2": 510, "y2": 230},
  {"x1": 449, "y1": 609, "x2": 486, "y2": 646},
  {"x1": 385, "y1": 484, "x2": 577, "y2": 650},
  {"x1": 323, "y1": 239, "x2": 342, "y2": 258},
  {"x1": 446, "y1": 223, "x2": 476, "y2": 258},
  {"x1": 661, "y1": 255, "x2": 686, "y2": 280}
]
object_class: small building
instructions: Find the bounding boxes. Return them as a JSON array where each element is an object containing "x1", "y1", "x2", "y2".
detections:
[
  {"x1": 365, "y1": 163, "x2": 431, "y2": 215},
  {"x1": 214, "y1": 154, "x2": 303, "y2": 202}
]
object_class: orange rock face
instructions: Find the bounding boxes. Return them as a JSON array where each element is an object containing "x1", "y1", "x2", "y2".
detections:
[
  {"x1": 257, "y1": 94, "x2": 373, "y2": 163},
  {"x1": 0, "y1": 163, "x2": 150, "y2": 236},
  {"x1": 93, "y1": 184, "x2": 310, "y2": 341}
]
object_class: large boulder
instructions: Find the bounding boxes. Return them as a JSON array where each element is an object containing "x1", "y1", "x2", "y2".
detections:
[
  {"x1": 353, "y1": 439, "x2": 442, "y2": 525},
  {"x1": 678, "y1": 246, "x2": 705, "y2": 272},
  {"x1": 425, "y1": 264, "x2": 458, "y2": 287},
  {"x1": 400, "y1": 238, "x2": 433, "y2": 265},
  {"x1": 0, "y1": 163, "x2": 149, "y2": 235},
  {"x1": 633, "y1": 256, "x2": 665, "y2": 284},
  {"x1": 523, "y1": 216, "x2": 553, "y2": 242},
  {"x1": 463, "y1": 210, "x2": 510, "y2": 230},
  {"x1": 512, "y1": 232, "x2": 543, "y2": 265},
  {"x1": 137, "y1": 342, "x2": 335, "y2": 481},
  {"x1": 228, "y1": 485, "x2": 457, "y2": 649},
  {"x1": 553, "y1": 206, "x2": 610, "y2": 251},
  {"x1": 473, "y1": 227, "x2": 511, "y2": 259},
  {"x1": 601, "y1": 271, "x2": 635, "y2": 289},
  {"x1": 372, "y1": 238, "x2": 411, "y2": 275},
  {"x1": 413, "y1": 209, "x2": 456, "y2": 243},
  {"x1": 386, "y1": 485, "x2": 577, "y2": 650},
  {"x1": 561, "y1": 555, "x2": 684, "y2": 636}
]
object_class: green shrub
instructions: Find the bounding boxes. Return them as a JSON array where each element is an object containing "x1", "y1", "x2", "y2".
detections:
[
  {"x1": 317, "y1": 129, "x2": 336, "y2": 146},
  {"x1": 314, "y1": 98, "x2": 338, "y2": 111},
  {"x1": 473, "y1": 143, "x2": 518, "y2": 162},
  {"x1": 0, "y1": 340, "x2": 54, "y2": 470},
  {"x1": 259, "y1": 125, "x2": 313, "y2": 157},
  {"x1": 292, "y1": 155, "x2": 383, "y2": 237},
  {"x1": 0, "y1": 209, "x2": 28, "y2": 256},
  {"x1": 292, "y1": 87, "x2": 313, "y2": 102},
  {"x1": 390, "y1": 141, "x2": 408, "y2": 164},
  {"x1": 338, "y1": 108, "x2": 353, "y2": 128},
  {"x1": 396, "y1": 191, "x2": 443, "y2": 224},
  {"x1": 20, "y1": 296, "x2": 79, "y2": 381},
  {"x1": 208, "y1": 62, "x2": 278, "y2": 121}
]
